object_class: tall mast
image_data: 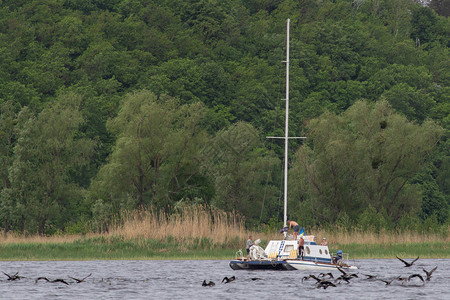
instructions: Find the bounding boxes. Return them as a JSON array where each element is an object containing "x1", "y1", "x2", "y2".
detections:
[
  {"x1": 283, "y1": 18, "x2": 290, "y2": 237},
  {"x1": 266, "y1": 19, "x2": 305, "y2": 239}
]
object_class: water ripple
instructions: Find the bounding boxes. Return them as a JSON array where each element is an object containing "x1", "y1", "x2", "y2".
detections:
[{"x1": 0, "y1": 259, "x2": 448, "y2": 299}]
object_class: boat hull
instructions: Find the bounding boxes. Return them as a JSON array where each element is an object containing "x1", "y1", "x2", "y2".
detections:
[
  {"x1": 229, "y1": 260, "x2": 295, "y2": 270},
  {"x1": 286, "y1": 259, "x2": 358, "y2": 271}
]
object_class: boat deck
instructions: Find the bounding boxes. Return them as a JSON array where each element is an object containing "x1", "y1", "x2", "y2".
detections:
[{"x1": 229, "y1": 259, "x2": 296, "y2": 270}]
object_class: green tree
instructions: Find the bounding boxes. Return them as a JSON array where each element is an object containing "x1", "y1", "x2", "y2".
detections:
[
  {"x1": 8, "y1": 92, "x2": 95, "y2": 235},
  {"x1": 413, "y1": 167, "x2": 448, "y2": 223},
  {"x1": 290, "y1": 100, "x2": 444, "y2": 224},
  {"x1": 88, "y1": 90, "x2": 209, "y2": 211},
  {"x1": 366, "y1": 64, "x2": 432, "y2": 101},
  {"x1": 411, "y1": 5, "x2": 438, "y2": 45},
  {"x1": 204, "y1": 122, "x2": 279, "y2": 226},
  {"x1": 0, "y1": 101, "x2": 19, "y2": 234},
  {"x1": 384, "y1": 0, "x2": 414, "y2": 38},
  {"x1": 0, "y1": 101, "x2": 17, "y2": 190},
  {"x1": 381, "y1": 83, "x2": 435, "y2": 122}
]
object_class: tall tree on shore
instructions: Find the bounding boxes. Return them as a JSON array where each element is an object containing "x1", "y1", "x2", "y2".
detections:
[
  {"x1": 204, "y1": 122, "x2": 280, "y2": 225},
  {"x1": 0, "y1": 101, "x2": 16, "y2": 191},
  {"x1": 87, "y1": 90, "x2": 209, "y2": 213},
  {"x1": 289, "y1": 100, "x2": 444, "y2": 225},
  {"x1": 0, "y1": 101, "x2": 19, "y2": 235},
  {"x1": 7, "y1": 92, "x2": 95, "y2": 235}
]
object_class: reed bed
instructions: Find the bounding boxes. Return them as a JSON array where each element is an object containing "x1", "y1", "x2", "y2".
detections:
[
  {"x1": 107, "y1": 206, "x2": 449, "y2": 255},
  {"x1": 0, "y1": 206, "x2": 448, "y2": 260},
  {"x1": 307, "y1": 227, "x2": 450, "y2": 245},
  {"x1": 109, "y1": 206, "x2": 249, "y2": 248},
  {"x1": 0, "y1": 232, "x2": 89, "y2": 245},
  {"x1": 234, "y1": 227, "x2": 449, "y2": 247}
]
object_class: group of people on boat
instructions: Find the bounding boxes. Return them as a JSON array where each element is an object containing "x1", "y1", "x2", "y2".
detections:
[{"x1": 245, "y1": 219, "x2": 338, "y2": 262}]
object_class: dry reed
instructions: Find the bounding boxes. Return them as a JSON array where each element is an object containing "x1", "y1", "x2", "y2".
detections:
[
  {"x1": 312, "y1": 227, "x2": 450, "y2": 245},
  {"x1": 1, "y1": 206, "x2": 447, "y2": 250},
  {"x1": 0, "y1": 232, "x2": 97, "y2": 244},
  {"x1": 109, "y1": 207, "x2": 449, "y2": 248},
  {"x1": 109, "y1": 205, "x2": 248, "y2": 246},
  {"x1": 255, "y1": 227, "x2": 450, "y2": 245}
]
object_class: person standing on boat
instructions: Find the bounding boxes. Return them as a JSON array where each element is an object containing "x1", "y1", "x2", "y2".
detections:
[
  {"x1": 246, "y1": 235, "x2": 253, "y2": 260},
  {"x1": 298, "y1": 236, "x2": 304, "y2": 259},
  {"x1": 321, "y1": 238, "x2": 327, "y2": 246},
  {"x1": 287, "y1": 220, "x2": 300, "y2": 240}
]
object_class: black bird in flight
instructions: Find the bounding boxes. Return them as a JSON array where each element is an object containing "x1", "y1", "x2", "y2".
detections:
[
  {"x1": 35, "y1": 277, "x2": 50, "y2": 283},
  {"x1": 336, "y1": 267, "x2": 358, "y2": 283},
  {"x1": 222, "y1": 276, "x2": 236, "y2": 283},
  {"x1": 202, "y1": 280, "x2": 215, "y2": 287},
  {"x1": 319, "y1": 272, "x2": 334, "y2": 279},
  {"x1": 52, "y1": 278, "x2": 69, "y2": 285},
  {"x1": 408, "y1": 274, "x2": 424, "y2": 283},
  {"x1": 378, "y1": 278, "x2": 393, "y2": 285},
  {"x1": 316, "y1": 280, "x2": 336, "y2": 289},
  {"x1": 302, "y1": 274, "x2": 319, "y2": 282},
  {"x1": 423, "y1": 267, "x2": 437, "y2": 281},
  {"x1": 337, "y1": 267, "x2": 358, "y2": 277},
  {"x1": 3, "y1": 272, "x2": 24, "y2": 281},
  {"x1": 395, "y1": 275, "x2": 409, "y2": 285},
  {"x1": 336, "y1": 274, "x2": 358, "y2": 284},
  {"x1": 68, "y1": 273, "x2": 92, "y2": 283},
  {"x1": 396, "y1": 256, "x2": 419, "y2": 267},
  {"x1": 35, "y1": 277, "x2": 69, "y2": 285},
  {"x1": 363, "y1": 274, "x2": 377, "y2": 280},
  {"x1": 306, "y1": 275, "x2": 337, "y2": 289}
]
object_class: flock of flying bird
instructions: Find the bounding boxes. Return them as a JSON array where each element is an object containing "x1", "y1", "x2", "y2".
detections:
[
  {"x1": 1, "y1": 256, "x2": 438, "y2": 289},
  {"x1": 2, "y1": 272, "x2": 92, "y2": 285},
  {"x1": 300, "y1": 256, "x2": 437, "y2": 289},
  {"x1": 203, "y1": 256, "x2": 438, "y2": 289},
  {"x1": 202, "y1": 275, "x2": 263, "y2": 287}
]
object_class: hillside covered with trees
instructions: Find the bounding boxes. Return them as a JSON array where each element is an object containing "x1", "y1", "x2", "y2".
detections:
[{"x1": 0, "y1": 0, "x2": 448, "y2": 235}]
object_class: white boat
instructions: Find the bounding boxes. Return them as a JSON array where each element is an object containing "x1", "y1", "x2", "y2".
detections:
[
  {"x1": 230, "y1": 234, "x2": 357, "y2": 271},
  {"x1": 285, "y1": 242, "x2": 358, "y2": 271},
  {"x1": 229, "y1": 18, "x2": 357, "y2": 271}
]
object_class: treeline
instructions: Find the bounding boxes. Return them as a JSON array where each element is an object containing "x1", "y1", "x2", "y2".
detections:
[{"x1": 0, "y1": 0, "x2": 448, "y2": 235}]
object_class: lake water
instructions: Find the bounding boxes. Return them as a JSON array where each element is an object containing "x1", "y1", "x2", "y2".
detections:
[{"x1": 0, "y1": 259, "x2": 448, "y2": 299}]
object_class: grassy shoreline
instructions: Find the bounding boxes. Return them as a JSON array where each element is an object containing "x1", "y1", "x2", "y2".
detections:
[
  {"x1": 331, "y1": 242, "x2": 449, "y2": 259},
  {"x1": 0, "y1": 237, "x2": 448, "y2": 261},
  {"x1": 0, "y1": 208, "x2": 448, "y2": 261}
]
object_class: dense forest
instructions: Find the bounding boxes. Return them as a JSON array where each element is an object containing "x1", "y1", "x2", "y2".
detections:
[{"x1": 0, "y1": 0, "x2": 448, "y2": 235}]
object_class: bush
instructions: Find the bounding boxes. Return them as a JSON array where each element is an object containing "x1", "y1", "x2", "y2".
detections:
[
  {"x1": 336, "y1": 212, "x2": 354, "y2": 231},
  {"x1": 64, "y1": 220, "x2": 91, "y2": 235},
  {"x1": 422, "y1": 214, "x2": 440, "y2": 233},
  {"x1": 397, "y1": 213, "x2": 421, "y2": 232},
  {"x1": 357, "y1": 205, "x2": 392, "y2": 233}
]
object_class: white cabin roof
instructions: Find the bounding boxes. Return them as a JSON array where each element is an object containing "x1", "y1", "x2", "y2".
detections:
[{"x1": 264, "y1": 236, "x2": 331, "y2": 260}]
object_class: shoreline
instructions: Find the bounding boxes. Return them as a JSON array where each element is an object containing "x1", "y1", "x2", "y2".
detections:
[{"x1": 0, "y1": 240, "x2": 448, "y2": 261}]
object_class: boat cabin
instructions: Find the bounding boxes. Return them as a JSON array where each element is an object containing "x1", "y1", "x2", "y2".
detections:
[{"x1": 264, "y1": 235, "x2": 331, "y2": 261}]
